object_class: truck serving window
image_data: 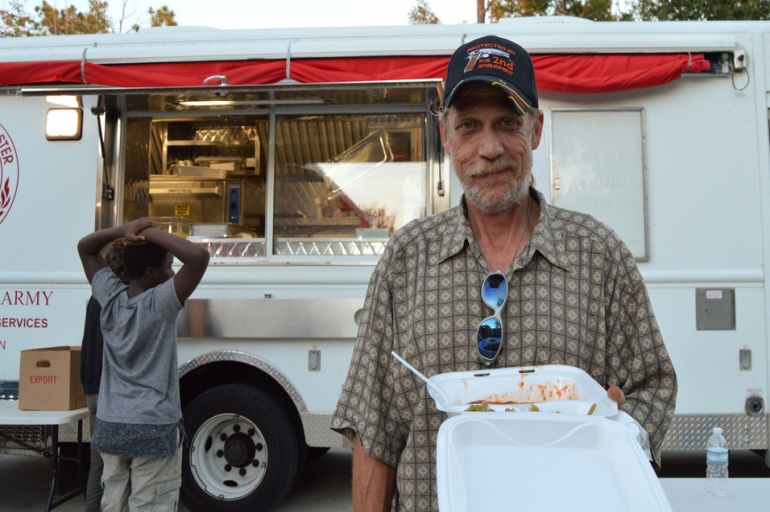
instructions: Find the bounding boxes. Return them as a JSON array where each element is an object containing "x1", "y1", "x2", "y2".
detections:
[
  {"x1": 117, "y1": 84, "x2": 439, "y2": 260},
  {"x1": 273, "y1": 113, "x2": 426, "y2": 256},
  {"x1": 123, "y1": 116, "x2": 269, "y2": 256}
]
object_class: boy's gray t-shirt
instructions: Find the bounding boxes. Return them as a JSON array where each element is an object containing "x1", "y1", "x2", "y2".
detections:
[{"x1": 91, "y1": 267, "x2": 184, "y2": 426}]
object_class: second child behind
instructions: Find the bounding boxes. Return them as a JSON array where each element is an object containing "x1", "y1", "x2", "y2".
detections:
[{"x1": 77, "y1": 219, "x2": 210, "y2": 511}]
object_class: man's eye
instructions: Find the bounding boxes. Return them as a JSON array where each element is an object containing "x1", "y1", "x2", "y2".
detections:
[
  {"x1": 500, "y1": 119, "x2": 519, "y2": 128},
  {"x1": 459, "y1": 121, "x2": 474, "y2": 130}
]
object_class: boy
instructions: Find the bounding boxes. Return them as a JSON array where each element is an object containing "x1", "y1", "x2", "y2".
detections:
[
  {"x1": 80, "y1": 238, "x2": 127, "y2": 512},
  {"x1": 77, "y1": 219, "x2": 209, "y2": 511}
]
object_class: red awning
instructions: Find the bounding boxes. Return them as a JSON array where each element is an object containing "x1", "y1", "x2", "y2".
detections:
[
  {"x1": 0, "y1": 54, "x2": 711, "y2": 94},
  {"x1": 533, "y1": 54, "x2": 711, "y2": 93}
]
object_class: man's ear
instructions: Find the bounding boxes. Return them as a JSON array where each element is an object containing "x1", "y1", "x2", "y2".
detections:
[{"x1": 530, "y1": 109, "x2": 544, "y2": 150}]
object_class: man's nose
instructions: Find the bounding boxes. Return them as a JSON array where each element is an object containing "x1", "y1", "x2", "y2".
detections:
[{"x1": 477, "y1": 128, "x2": 504, "y2": 159}]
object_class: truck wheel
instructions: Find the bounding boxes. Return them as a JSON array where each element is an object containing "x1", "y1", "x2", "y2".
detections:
[
  {"x1": 181, "y1": 384, "x2": 300, "y2": 512},
  {"x1": 307, "y1": 446, "x2": 330, "y2": 462}
]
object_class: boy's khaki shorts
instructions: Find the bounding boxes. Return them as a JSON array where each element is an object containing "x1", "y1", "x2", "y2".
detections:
[{"x1": 100, "y1": 444, "x2": 182, "y2": 512}]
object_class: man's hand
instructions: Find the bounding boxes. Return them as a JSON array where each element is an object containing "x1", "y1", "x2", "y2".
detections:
[
  {"x1": 121, "y1": 219, "x2": 153, "y2": 245},
  {"x1": 607, "y1": 385, "x2": 625, "y2": 407}
]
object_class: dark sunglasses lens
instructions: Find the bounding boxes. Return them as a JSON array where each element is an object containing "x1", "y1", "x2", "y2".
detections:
[
  {"x1": 477, "y1": 317, "x2": 502, "y2": 360},
  {"x1": 482, "y1": 273, "x2": 507, "y2": 309}
]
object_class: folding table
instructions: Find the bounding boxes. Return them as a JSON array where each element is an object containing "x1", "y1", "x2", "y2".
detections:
[{"x1": 0, "y1": 400, "x2": 89, "y2": 511}]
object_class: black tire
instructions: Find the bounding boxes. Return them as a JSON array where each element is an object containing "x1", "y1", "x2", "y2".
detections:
[
  {"x1": 306, "y1": 446, "x2": 330, "y2": 462},
  {"x1": 181, "y1": 384, "x2": 300, "y2": 512}
]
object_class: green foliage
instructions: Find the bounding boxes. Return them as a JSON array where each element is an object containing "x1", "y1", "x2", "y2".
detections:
[
  {"x1": 489, "y1": 0, "x2": 769, "y2": 21},
  {"x1": 1, "y1": 0, "x2": 36, "y2": 36},
  {"x1": 149, "y1": 5, "x2": 176, "y2": 26},
  {"x1": 1, "y1": 1, "x2": 178, "y2": 37},
  {"x1": 409, "y1": 0, "x2": 441, "y2": 24},
  {"x1": 634, "y1": 0, "x2": 770, "y2": 21},
  {"x1": 489, "y1": 0, "x2": 630, "y2": 21},
  {"x1": 34, "y1": 0, "x2": 111, "y2": 35}
]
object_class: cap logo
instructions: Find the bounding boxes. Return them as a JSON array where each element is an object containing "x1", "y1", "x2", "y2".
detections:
[{"x1": 464, "y1": 44, "x2": 515, "y2": 75}]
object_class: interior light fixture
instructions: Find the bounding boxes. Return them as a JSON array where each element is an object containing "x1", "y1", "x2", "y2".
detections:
[
  {"x1": 45, "y1": 95, "x2": 82, "y2": 108},
  {"x1": 178, "y1": 99, "x2": 326, "y2": 107},
  {"x1": 46, "y1": 108, "x2": 83, "y2": 140}
]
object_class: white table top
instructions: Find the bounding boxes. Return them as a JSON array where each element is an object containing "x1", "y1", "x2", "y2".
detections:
[
  {"x1": 0, "y1": 400, "x2": 89, "y2": 425},
  {"x1": 660, "y1": 478, "x2": 770, "y2": 511}
]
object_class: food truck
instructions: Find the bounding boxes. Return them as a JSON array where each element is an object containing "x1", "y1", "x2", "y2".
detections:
[{"x1": 0, "y1": 17, "x2": 768, "y2": 510}]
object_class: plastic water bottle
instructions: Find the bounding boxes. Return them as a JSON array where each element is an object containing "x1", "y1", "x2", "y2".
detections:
[{"x1": 706, "y1": 427, "x2": 728, "y2": 497}]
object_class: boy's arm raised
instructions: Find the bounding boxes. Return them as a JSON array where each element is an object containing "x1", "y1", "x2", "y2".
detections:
[
  {"x1": 141, "y1": 227, "x2": 210, "y2": 303},
  {"x1": 77, "y1": 220, "x2": 151, "y2": 283}
]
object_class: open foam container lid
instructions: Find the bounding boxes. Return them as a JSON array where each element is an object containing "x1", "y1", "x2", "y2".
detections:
[{"x1": 436, "y1": 413, "x2": 672, "y2": 512}]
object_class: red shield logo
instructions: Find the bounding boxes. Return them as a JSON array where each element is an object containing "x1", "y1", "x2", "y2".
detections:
[{"x1": 0, "y1": 123, "x2": 19, "y2": 226}]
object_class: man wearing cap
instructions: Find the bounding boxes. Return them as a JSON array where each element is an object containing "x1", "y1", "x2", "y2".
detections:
[{"x1": 331, "y1": 35, "x2": 677, "y2": 511}]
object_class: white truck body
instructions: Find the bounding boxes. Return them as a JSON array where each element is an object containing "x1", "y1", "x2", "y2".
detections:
[{"x1": 0, "y1": 18, "x2": 768, "y2": 509}]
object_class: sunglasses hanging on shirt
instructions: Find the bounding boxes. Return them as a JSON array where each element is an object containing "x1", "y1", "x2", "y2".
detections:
[{"x1": 476, "y1": 271, "x2": 508, "y2": 367}]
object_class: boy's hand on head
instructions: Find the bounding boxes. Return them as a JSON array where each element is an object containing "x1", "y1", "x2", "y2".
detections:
[{"x1": 122, "y1": 219, "x2": 153, "y2": 245}]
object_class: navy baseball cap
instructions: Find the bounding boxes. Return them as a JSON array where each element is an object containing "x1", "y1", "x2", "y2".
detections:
[{"x1": 443, "y1": 35, "x2": 538, "y2": 115}]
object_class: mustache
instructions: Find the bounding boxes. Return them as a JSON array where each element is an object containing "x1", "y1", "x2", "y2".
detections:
[{"x1": 465, "y1": 158, "x2": 519, "y2": 178}]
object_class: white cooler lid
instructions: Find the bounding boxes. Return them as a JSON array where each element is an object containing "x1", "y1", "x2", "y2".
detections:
[{"x1": 436, "y1": 413, "x2": 672, "y2": 512}]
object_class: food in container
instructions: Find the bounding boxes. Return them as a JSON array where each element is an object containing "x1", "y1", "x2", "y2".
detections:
[{"x1": 427, "y1": 365, "x2": 618, "y2": 417}]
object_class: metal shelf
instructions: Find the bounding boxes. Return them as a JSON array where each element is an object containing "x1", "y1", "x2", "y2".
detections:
[{"x1": 274, "y1": 217, "x2": 360, "y2": 226}]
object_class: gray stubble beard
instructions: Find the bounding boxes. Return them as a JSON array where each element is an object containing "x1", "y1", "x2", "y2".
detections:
[{"x1": 461, "y1": 158, "x2": 532, "y2": 215}]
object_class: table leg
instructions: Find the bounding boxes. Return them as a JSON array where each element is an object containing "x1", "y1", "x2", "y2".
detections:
[
  {"x1": 49, "y1": 419, "x2": 87, "y2": 510},
  {"x1": 45, "y1": 424, "x2": 59, "y2": 512}
]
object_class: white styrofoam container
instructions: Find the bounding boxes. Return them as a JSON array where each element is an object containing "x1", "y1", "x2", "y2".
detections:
[
  {"x1": 428, "y1": 365, "x2": 618, "y2": 417},
  {"x1": 436, "y1": 414, "x2": 672, "y2": 512}
]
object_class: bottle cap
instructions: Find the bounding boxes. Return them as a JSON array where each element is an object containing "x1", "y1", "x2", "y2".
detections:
[{"x1": 713, "y1": 427, "x2": 722, "y2": 435}]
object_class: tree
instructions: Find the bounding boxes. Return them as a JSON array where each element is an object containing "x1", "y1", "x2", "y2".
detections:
[
  {"x1": 0, "y1": 0, "x2": 37, "y2": 36},
  {"x1": 148, "y1": 5, "x2": 176, "y2": 26},
  {"x1": 489, "y1": 0, "x2": 631, "y2": 21},
  {"x1": 34, "y1": 0, "x2": 111, "y2": 35},
  {"x1": 478, "y1": 0, "x2": 499, "y2": 22},
  {"x1": 1, "y1": 1, "x2": 177, "y2": 37},
  {"x1": 409, "y1": 0, "x2": 440, "y2": 24},
  {"x1": 634, "y1": 0, "x2": 770, "y2": 21}
]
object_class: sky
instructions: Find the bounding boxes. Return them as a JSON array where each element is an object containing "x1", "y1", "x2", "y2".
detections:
[{"x1": 55, "y1": 0, "x2": 479, "y2": 31}]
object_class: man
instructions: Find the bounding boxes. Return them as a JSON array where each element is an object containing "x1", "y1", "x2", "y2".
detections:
[
  {"x1": 331, "y1": 35, "x2": 677, "y2": 511},
  {"x1": 78, "y1": 219, "x2": 209, "y2": 511}
]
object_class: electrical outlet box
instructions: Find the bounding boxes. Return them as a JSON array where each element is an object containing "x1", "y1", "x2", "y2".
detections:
[
  {"x1": 733, "y1": 50, "x2": 747, "y2": 71},
  {"x1": 696, "y1": 288, "x2": 736, "y2": 330}
]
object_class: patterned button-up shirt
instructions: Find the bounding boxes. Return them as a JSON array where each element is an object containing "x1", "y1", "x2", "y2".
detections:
[{"x1": 331, "y1": 189, "x2": 677, "y2": 512}]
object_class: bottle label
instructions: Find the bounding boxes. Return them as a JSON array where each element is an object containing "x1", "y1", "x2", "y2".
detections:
[{"x1": 707, "y1": 447, "x2": 728, "y2": 465}]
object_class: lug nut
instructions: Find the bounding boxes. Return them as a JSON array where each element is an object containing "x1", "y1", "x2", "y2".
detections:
[
  {"x1": 256, "y1": 443, "x2": 264, "y2": 451},
  {"x1": 224, "y1": 464, "x2": 231, "y2": 472},
  {"x1": 216, "y1": 450, "x2": 224, "y2": 458},
  {"x1": 239, "y1": 468, "x2": 247, "y2": 476},
  {"x1": 233, "y1": 424, "x2": 241, "y2": 432},
  {"x1": 248, "y1": 428, "x2": 255, "y2": 436},
  {"x1": 252, "y1": 459, "x2": 259, "y2": 467},
  {"x1": 220, "y1": 433, "x2": 227, "y2": 441}
]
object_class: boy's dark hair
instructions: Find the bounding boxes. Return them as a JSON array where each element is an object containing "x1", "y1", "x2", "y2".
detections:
[{"x1": 124, "y1": 242, "x2": 168, "y2": 279}]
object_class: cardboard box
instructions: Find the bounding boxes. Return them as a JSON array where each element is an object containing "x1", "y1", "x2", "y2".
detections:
[{"x1": 18, "y1": 346, "x2": 86, "y2": 411}]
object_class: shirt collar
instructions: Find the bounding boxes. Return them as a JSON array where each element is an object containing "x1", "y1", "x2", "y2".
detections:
[{"x1": 438, "y1": 188, "x2": 575, "y2": 274}]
